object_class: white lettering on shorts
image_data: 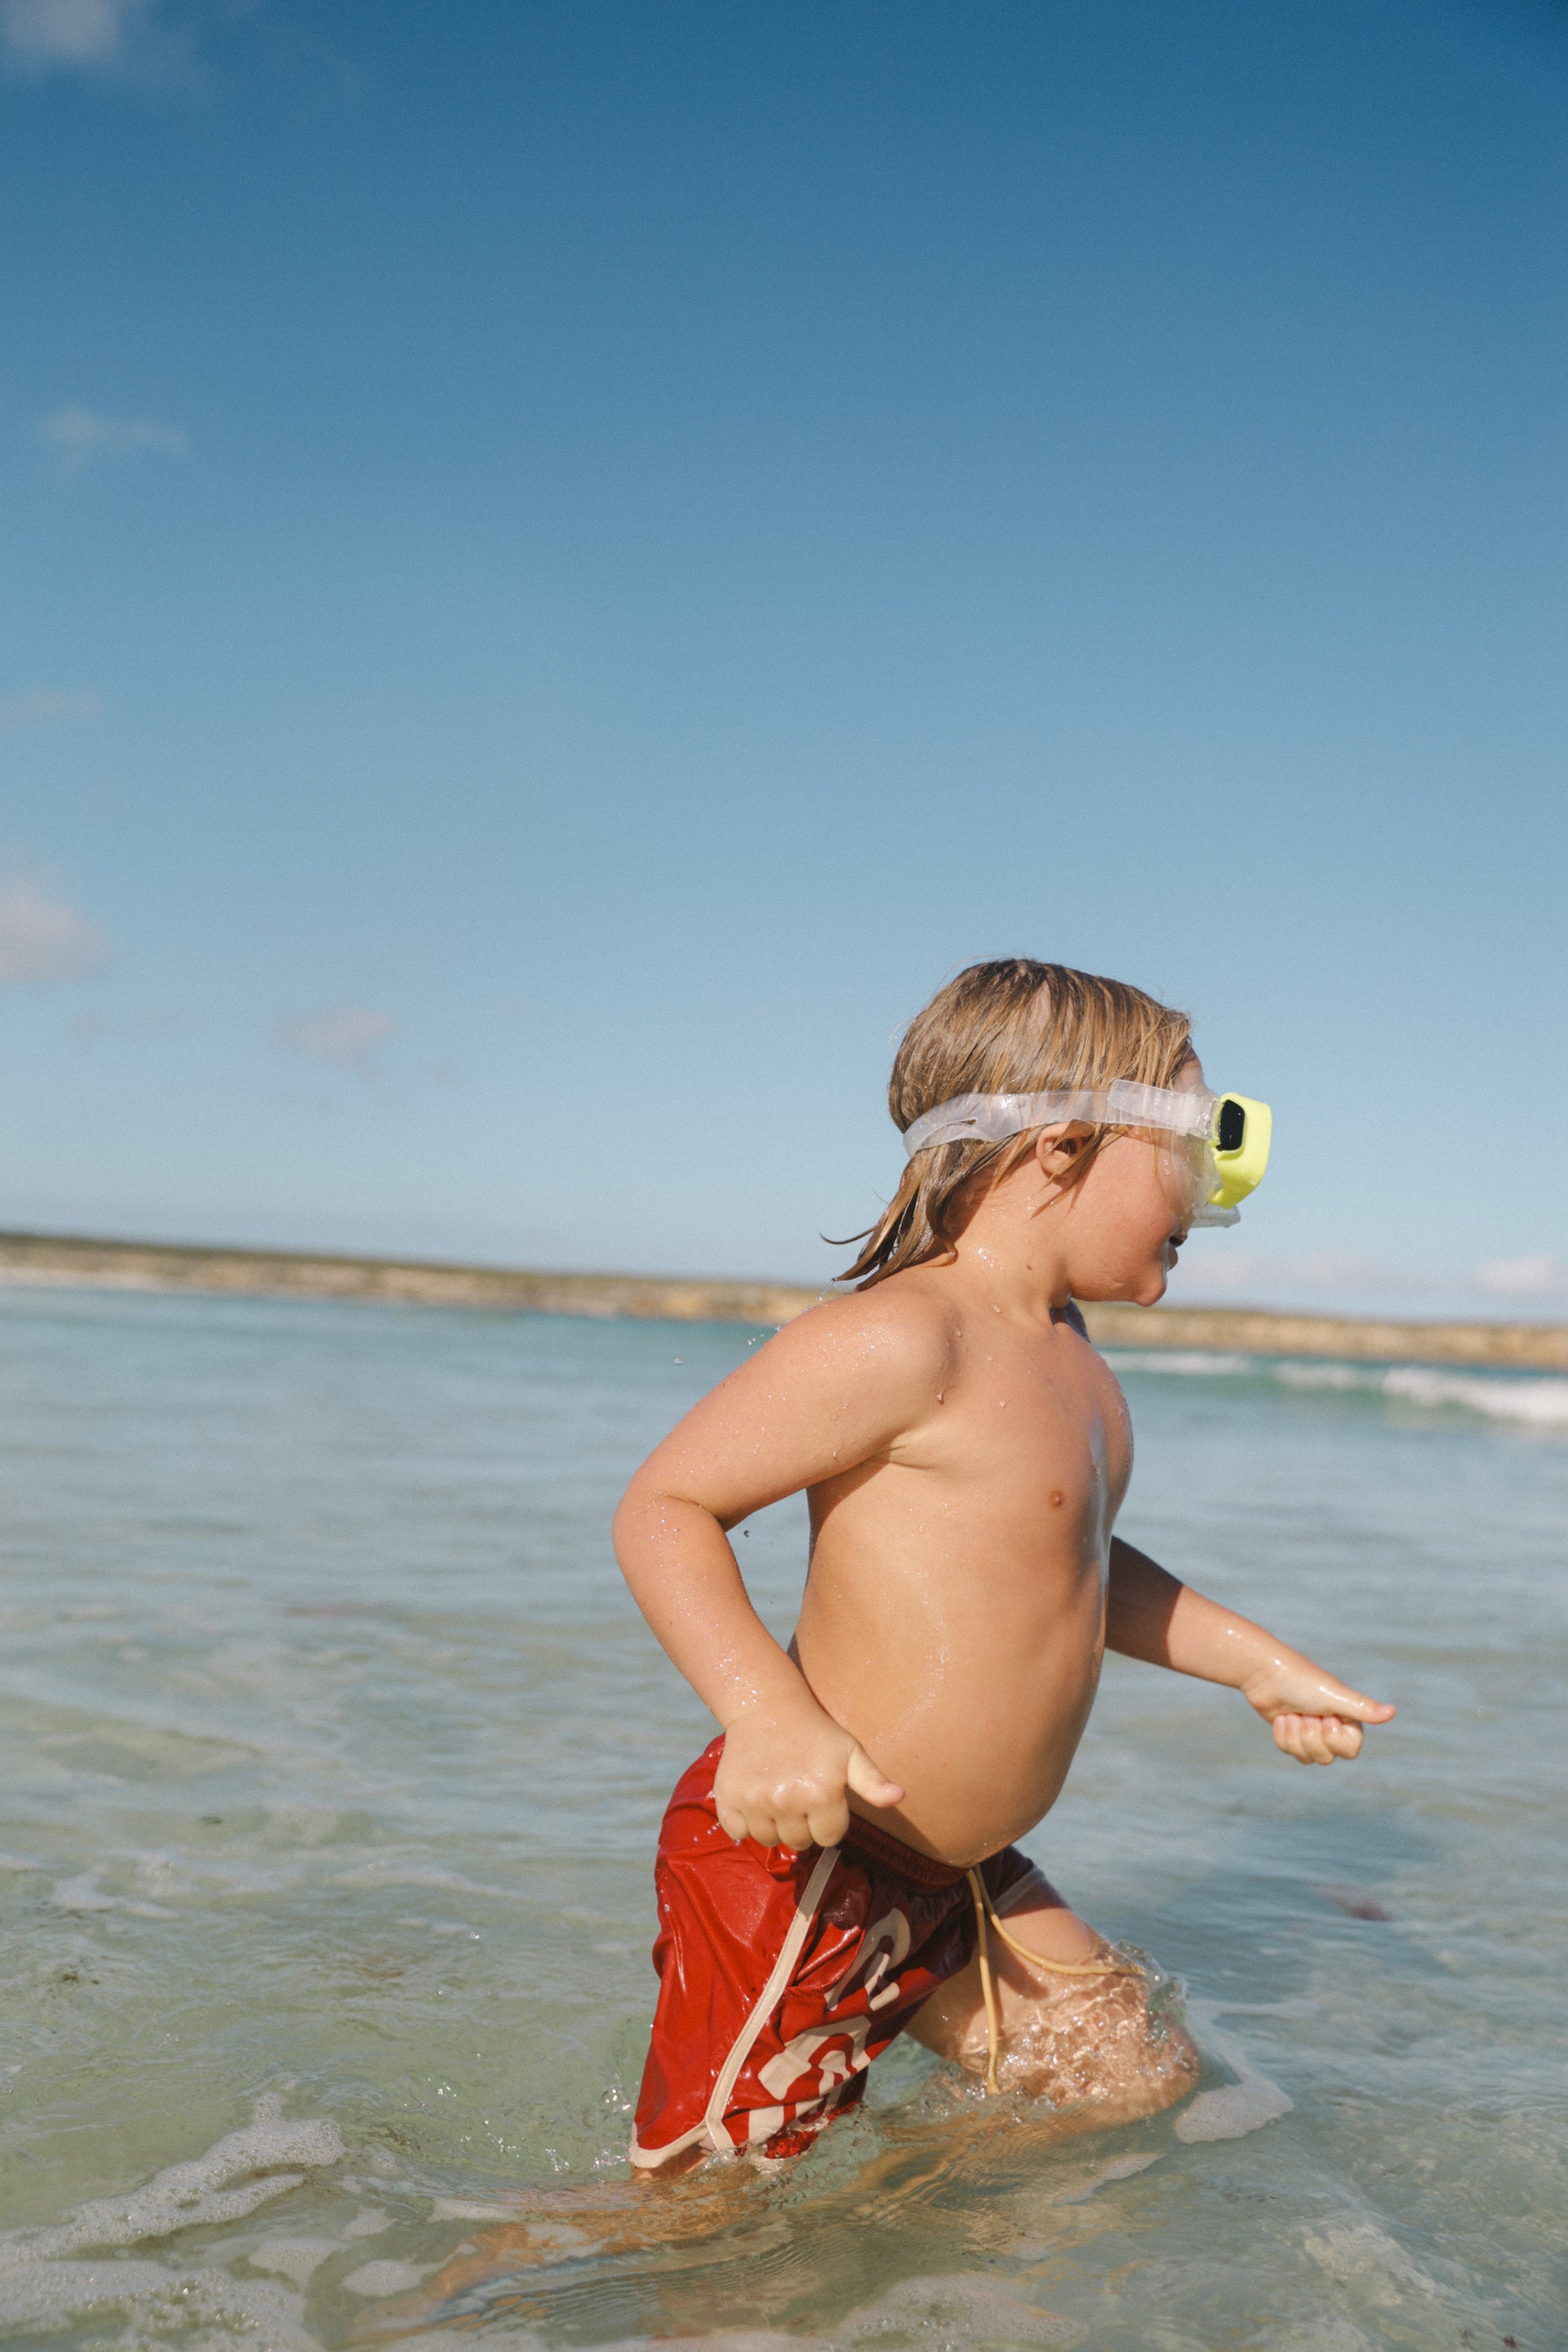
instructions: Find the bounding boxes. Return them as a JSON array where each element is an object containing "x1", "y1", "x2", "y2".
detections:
[
  {"x1": 757, "y1": 2013, "x2": 873, "y2": 2103},
  {"x1": 829, "y1": 1903, "x2": 913, "y2": 2008}
]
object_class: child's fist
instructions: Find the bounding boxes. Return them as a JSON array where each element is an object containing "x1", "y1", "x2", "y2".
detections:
[
  {"x1": 1269, "y1": 1711, "x2": 1372, "y2": 1765},
  {"x1": 1242, "y1": 1657, "x2": 1396, "y2": 1766},
  {"x1": 713, "y1": 1700, "x2": 904, "y2": 1849}
]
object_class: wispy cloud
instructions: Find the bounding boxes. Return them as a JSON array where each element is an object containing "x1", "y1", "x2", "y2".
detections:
[
  {"x1": 37, "y1": 405, "x2": 187, "y2": 478},
  {"x1": 2, "y1": 0, "x2": 165, "y2": 77},
  {"x1": 0, "y1": 687, "x2": 102, "y2": 735},
  {"x1": 1474, "y1": 1254, "x2": 1568, "y2": 1301},
  {"x1": 279, "y1": 1005, "x2": 399, "y2": 1072},
  {"x1": 0, "y1": 869, "x2": 111, "y2": 983}
]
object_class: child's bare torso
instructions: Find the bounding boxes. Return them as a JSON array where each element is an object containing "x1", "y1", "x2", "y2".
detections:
[{"x1": 791, "y1": 1274, "x2": 1132, "y2": 1867}]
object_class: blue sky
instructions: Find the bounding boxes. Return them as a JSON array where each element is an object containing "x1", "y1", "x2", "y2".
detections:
[{"x1": 2, "y1": 0, "x2": 1565, "y2": 1312}]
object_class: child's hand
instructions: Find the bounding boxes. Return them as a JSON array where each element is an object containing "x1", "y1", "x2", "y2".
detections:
[
  {"x1": 714, "y1": 1693, "x2": 905, "y2": 1850},
  {"x1": 1240, "y1": 1655, "x2": 1396, "y2": 1766}
]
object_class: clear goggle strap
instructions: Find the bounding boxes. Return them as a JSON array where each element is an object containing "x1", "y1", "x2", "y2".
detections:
[{"x1": 900, "y1": 1080, "x2": 1217, "y2": 1160}]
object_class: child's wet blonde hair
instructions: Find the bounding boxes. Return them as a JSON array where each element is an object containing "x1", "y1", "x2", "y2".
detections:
[{"x1": 838, "y1": 959, "x2": 1192, "y2": 1289}]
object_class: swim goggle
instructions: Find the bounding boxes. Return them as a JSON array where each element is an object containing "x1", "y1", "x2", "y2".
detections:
[{"x1": 900, "y1": 1080, "x2": 1272, "y2": 1228}]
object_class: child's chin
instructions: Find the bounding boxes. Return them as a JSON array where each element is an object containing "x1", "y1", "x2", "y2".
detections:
[{"x1": 1075, "y1": 1262, "x2": 1169, "y2": 1308}]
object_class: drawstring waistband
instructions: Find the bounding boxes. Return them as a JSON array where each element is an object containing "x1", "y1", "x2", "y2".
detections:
[{"x1": 964, "y1": 1867, "x2": 1134, "y2": 2094}]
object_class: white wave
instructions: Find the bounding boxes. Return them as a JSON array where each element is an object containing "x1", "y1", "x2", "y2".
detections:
[
  {"x1": 1381, "y1": 1367, "x2": 1568, "y2": 1427},
  {"x1": 1108, "y1": 1349, "x2": 1568, "y2": 1428},
  {"x1": 1283, "y1": 1359, "x2": 1568, "y2": 1426}
]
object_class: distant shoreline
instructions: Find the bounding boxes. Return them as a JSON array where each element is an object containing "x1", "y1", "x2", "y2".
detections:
[{"x1": 0, "y1": 1229, "x2": 1564, "y2": 1372}]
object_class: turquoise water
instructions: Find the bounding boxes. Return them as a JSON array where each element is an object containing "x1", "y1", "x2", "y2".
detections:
[{"x1": 1, "y1": 1286, "x2": 1564, "y2": 2350}]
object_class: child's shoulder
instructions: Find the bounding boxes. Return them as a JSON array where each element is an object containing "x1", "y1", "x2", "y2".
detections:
[{"x1": 768, "y1": 1269, "x2": 962, "y2": 1388}]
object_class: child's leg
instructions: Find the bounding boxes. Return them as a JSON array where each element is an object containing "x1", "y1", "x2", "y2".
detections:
[
  {"x1": 360, "y1": 1875, "x2": 1192, "y2": 2339},
  {"x1": 905, "y1": 1871, "x2": 1199, "y2": 2123},
  {"x1": 351, "y1": 2166, "x2": 755, "y2": 2336}
]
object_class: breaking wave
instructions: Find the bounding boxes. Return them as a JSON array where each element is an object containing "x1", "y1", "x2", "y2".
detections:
[{"x1": 1103, "y1": 1351, "x2": 1568, "y2": 1429}]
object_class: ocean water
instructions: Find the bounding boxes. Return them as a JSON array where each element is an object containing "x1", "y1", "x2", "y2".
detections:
[{"x1": 1, "y1": 1286, "x2": 1564, "y2": 2352}]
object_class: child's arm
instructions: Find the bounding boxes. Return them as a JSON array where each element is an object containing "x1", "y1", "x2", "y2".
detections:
[
  {"x1": 1104, "y1": 1537, "x2": 1396, "y2": 1764},
  {"x1": 613, "y1": 1295, "x2": 946, "y2": 1848}
]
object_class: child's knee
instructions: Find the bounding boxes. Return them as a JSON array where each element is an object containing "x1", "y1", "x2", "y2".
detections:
[{"x1": 996, "y1": 1972, "x2": 1199, "y2": 2114}]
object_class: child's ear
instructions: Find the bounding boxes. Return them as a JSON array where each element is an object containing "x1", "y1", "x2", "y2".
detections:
[{"x1": 1033, "y1": 1123, "x2": 1094, "y2": 1184}]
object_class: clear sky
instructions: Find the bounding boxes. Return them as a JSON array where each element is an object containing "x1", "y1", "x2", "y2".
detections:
[{"x1": 2, "y1": 0, "x2": 1565, "y2": 1313}]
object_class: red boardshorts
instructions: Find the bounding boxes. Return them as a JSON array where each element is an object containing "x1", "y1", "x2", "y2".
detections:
[{"x1": 630, "y1": 1736, "x2": 1047, "y2": 2168}]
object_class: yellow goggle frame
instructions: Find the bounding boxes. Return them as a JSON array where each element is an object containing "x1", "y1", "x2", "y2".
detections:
[{"x1": 1207, "y1": 1093, "x2": 1272, "y2": 1210}]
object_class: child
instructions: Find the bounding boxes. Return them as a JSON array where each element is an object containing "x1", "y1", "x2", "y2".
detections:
[{"x1": 614, "y1": 960, "x2": 1394, "y2": 2170}]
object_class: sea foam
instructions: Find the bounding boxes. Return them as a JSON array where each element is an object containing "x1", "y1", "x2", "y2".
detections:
[
  {"x1": 0, "y1": 2095, "x2": 345, "y2": 2343},
  {"x1": 1175, "y1": 2005, "x2": 1295, "y2": 2143},
  {"x1": 0, "y1": 2259, "x2": 319, "y2": 2348},
  {"x1": 0, "y1": 2096, "x2": 344, "y2": 2270}
]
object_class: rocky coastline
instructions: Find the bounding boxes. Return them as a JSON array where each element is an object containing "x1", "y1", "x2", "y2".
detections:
[{"x1": 0, "y1": 1229, "x2": 1563, "y2": 1371}]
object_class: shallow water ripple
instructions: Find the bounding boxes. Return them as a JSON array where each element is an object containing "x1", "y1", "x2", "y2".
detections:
[{"x1": 1, "y1": 1289, "x2": 1564, "y2": 2347}]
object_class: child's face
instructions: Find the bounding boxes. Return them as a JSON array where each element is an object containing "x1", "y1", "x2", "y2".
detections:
[{"x1": 1051, "y1": 1054, "x2": 1208, "y2": 1306}]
